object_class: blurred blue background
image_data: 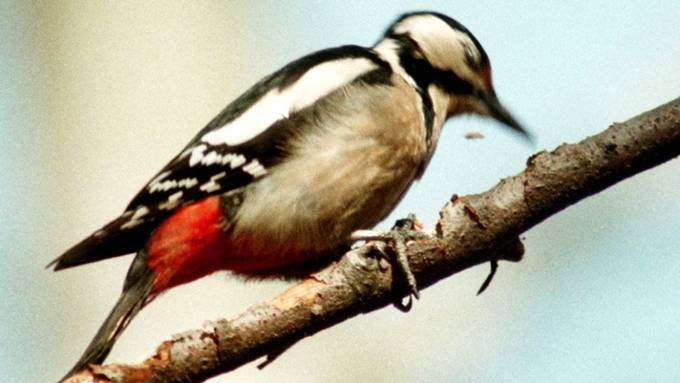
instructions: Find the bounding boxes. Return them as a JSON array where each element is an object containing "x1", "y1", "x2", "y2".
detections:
[{"x1": 1, "y1": 1, "x2": 679, "y2": 382}]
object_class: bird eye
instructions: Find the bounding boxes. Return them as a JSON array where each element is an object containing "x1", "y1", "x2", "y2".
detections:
[{"x1": 463, "y1": 45, "x2": 478, "y2": 68}]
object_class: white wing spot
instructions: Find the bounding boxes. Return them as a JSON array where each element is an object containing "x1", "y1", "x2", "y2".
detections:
[
  {"x1": 188, "y1": 144, "x2": 208, "y2": 166},
  {"x1": 149, "y1": 177, "x2": 199, "y2": 193},
  {"x1": 242, "y1": 159, "x2": 267, "y2": 177},
  {"x1": 229, "y1": 154, "x2": 246, "y2": 168},
  {"x1": 159, "y1": 191, "x2": 184, "y2": 211},
  {"x1": 212, "y1": 171, "x2": 227, "y2": 181},
  {"x1": 147, "y1": 171, "x2": 171, "y2": 191},
  {"x1": 201, "y1": 58, "x2": 377, "y2": 146},
  {"x1": 199, "y1": 171, "x2": 227, "y2": 193},
  {"x1": 121, "y1": 206, "x2": 149, "y2": 230},
  {"x1": 199, "y1": 182, "x2": 221, "y2": 193},
  {"x1": 130, "y1": 206, "x2": 149, "y2": 220},
  {"x1": 185, "y1": 146, "x2": 248, "y2": 170},
  {"x1": 202, "y1": 151, "x2": 219, "y2": 166},
  {"x1": 120, "y1": 220, "x2": 142, "y2": 230}
]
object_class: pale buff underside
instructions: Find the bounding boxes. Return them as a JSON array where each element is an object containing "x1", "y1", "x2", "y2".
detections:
[{"x1": 229, "y1": 74, "x2": 433, "y2": 266}]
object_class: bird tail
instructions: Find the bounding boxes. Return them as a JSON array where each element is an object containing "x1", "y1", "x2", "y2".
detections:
[
  {"x1": 47, "y1": 213, "x2": 156, "y2": 271},
  {"x1": 61, "y1": 251, "x2": 155, "y2": 381}
]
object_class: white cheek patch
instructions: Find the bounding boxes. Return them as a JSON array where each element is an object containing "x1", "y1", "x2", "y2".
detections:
[
  {"x1": 393, "y1": 14, "x2": 477, "y2": 81},
  {"x1": 201, "y1": 58, "x2": 377, "y2": 146}
]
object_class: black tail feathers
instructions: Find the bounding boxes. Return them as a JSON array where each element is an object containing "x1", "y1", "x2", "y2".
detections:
[
  {"x1": 60, "y1": 252, "x2": 155, "y2": 381},
  {"x1": 48, "y1": 214, "x2": 156, "y2": 271}
]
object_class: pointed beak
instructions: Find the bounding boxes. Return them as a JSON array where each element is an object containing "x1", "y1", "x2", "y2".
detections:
[{"x1": 481, "y1": 90, "x2": 533, "y2": 144}]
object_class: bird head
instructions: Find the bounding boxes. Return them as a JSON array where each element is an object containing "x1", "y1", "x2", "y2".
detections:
[{"x1": 376, "y1": 11, "x2": 530, "y2": 141}]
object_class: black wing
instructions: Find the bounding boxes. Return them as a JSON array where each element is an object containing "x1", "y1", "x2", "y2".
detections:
[{"x1": 50, "y1": 45, "x2": 392, "y2": 270}]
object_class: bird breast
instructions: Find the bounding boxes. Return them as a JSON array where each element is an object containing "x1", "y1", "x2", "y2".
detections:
[{"x1": 230, "y1": 75, "x2": 428, "y2": 266}]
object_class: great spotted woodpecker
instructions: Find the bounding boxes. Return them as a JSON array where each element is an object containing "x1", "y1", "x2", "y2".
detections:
[{"x1": 50, "y1": 11, "x2": 528, "y2": 378}]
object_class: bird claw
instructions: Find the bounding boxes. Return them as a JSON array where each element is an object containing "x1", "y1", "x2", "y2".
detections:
[
  {"x1": 351, "y1": 214, "x2": 425, "y2": 310},
  {"x1": 476, "y1": 257, "x2": 499, "y2": 295}
]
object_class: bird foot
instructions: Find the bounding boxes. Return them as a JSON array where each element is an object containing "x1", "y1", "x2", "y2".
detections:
[
  {"x1": 351, "y1": 214, "x2": 426, "y2": 311},
  {"x1": 476, "y1": 257, "x2": 498, "y2": 295}
]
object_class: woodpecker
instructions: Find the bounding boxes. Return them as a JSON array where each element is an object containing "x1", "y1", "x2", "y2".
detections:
[{"x1": 51, "y1": 11, "x2": 528, "y2": 378}]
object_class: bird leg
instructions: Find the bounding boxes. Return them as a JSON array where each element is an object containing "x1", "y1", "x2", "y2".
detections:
[{"x1": 351, "y1": 214, "x2": 426, "y2": 311}]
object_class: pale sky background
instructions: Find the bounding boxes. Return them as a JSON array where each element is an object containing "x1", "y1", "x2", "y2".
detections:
[{"x1": 1, "y1": 1, "x2": 679, "y2": 382}]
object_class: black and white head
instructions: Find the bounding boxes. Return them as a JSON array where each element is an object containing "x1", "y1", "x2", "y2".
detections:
[{"x1": 375, "y1": 11, "x2": 529, "y2": 139}]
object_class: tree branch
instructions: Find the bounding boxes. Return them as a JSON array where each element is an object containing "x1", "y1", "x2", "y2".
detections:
[{"x1": 65, "y1": 98, "x2": 680, "y2": 383}]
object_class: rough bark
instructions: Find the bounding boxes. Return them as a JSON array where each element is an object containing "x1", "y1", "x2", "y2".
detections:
[{"x1": 65, "y1": 98, "x2": 680, "y2": 383}]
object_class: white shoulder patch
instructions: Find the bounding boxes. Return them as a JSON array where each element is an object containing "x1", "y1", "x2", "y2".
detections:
[{"x1": 201, "y1": 57, "x2": 378, "y2": 146}]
